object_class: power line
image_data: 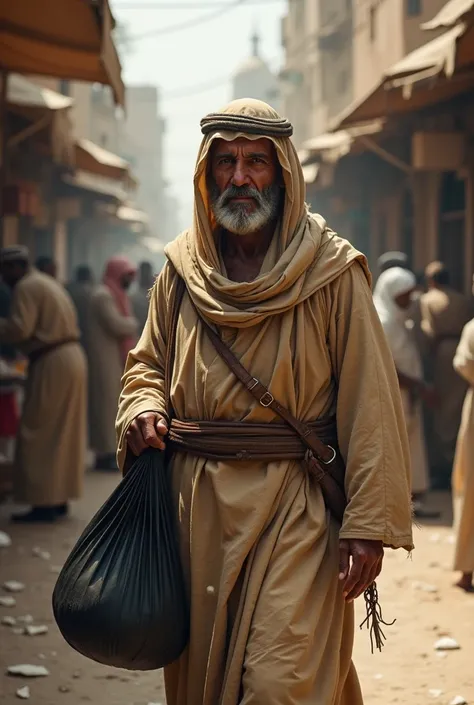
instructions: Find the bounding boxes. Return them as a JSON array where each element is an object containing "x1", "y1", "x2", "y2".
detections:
[
  {"x1": 129, "y1": 0, "x2": 252, "y2": 40},
  {"x1": 114, "y1": 0, "x2": 279, "y2": 8}
]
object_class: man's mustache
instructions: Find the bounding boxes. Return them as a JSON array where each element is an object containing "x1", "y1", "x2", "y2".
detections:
[{"x1": 220, "y1": 184, "x2": 262, "y2": 206}]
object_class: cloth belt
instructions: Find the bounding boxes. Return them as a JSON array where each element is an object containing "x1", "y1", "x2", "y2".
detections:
[
  {"x1": 169, "y1": 417, "x2": 342, "y2": 477},
  {"x1": 28, "y1": 338, "x2": 79, "y2": 366}
]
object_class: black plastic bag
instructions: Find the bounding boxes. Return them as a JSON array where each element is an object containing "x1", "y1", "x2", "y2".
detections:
[{"x1": 52, "y1": 448, "x2": 189, "y2": 671}]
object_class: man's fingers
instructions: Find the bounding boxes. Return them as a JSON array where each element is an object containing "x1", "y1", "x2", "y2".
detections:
[
  {"x1": 348, "y1": 563, "x2": 372, "y2": 601},
  {"x1": 339, "y1": 540, "x2": 350, "y2": 581},
  {"x1": 155, "y1": 417, "x2": 168, "y2": 436},
  {"x1": 138, "y1": 415, "x2": 165, "y2": 450}
]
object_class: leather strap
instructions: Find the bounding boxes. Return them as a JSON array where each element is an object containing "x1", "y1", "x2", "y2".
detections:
[{"x1": 165, "y1": 275, "x2": 186, "y2": 419}]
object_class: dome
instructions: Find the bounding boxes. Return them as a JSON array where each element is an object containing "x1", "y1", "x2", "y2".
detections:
[{"x1": 233, "y1": 31, "x2": 272, "y2": 78}]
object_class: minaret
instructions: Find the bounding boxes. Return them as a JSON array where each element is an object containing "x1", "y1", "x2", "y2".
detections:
[{"x1": 251, "y1": 29, "x2": 260, "y2": 58}]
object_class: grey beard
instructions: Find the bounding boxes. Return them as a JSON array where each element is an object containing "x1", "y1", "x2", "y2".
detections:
[{"x1": 208, "y1": 181, "x2": 280, "y2": 236}]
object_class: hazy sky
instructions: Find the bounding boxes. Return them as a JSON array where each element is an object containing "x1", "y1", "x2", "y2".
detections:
[{"x1": 111, "y1": 0, "x2": 286, "y2": 234}]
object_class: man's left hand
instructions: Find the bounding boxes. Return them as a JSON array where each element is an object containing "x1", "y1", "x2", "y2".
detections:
[{"x1": 339, "y1": 539, "x2": 384, "y2": 602}]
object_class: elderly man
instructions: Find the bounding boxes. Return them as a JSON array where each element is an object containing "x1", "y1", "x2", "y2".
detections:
[
  {"x1": 116, "y1": 100, "x2": 413, "y2": 705},
  {"x1": 420, "y1": 262, "x2": 473, "y2": 485},
  {"x1": 0, "y1": 246, "x2": 86, "y2": 522}
]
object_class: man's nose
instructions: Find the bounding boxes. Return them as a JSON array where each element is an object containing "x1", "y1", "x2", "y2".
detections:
[{"x1": 231, "y1": 161, "x2": 250, "y2": 187}]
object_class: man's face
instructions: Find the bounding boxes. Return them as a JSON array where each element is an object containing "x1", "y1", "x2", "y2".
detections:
[
  {"x1": 0, "y1": 262, "x2": 26, "y2": 288},
  {"x1": 208, "y1": 137, "x2": 281, "y2": 236}
]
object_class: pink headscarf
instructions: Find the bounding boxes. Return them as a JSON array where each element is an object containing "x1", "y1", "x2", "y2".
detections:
[{"x1": 103, "y1": 255, "x2": 137, "y2": 364}]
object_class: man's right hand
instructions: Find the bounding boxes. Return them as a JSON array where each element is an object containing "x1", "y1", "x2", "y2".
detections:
[{"x1": 126, "y1": 412, "x2": 168, "y2": 456}]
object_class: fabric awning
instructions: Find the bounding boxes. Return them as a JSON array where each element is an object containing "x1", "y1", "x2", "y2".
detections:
[
  {"x1": 116, "y1": 204, "x2": 149, "y2": 225},
  {"x1": 75, "y1": 139, "x2": 131, "y2": 182},
  {"x1": 301, "y1": 121, "x2": 384, "y2": 163},
  {"x1": 63, "y1": 170, "x2": 127, "y2": 201},
  {"x1": 7, "y1": 74, "x2": 74, "y2": 165},
  {"x1": 332, "y1": 23, "x2": 474, "y2": 129},
  {"x1": 422, "y1": 0, "x2": 474, "y2": 30},
  {"x1": 0, "y1": 0, "x2": 124, "y2": 106}
]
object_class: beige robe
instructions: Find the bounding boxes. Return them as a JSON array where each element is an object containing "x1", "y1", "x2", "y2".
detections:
[
  {"x1": 452, "y1": 319, "x2": 474, "y2": 573},
  {"x1": 0, "y1": 269, "x2": 86, "y2": 506},
  {"x1": 117, "y1": 98, "x2": 413, "y2": 705},
  {"x1": 88, "y1": 285, "x2": 138, "y2": 456},
  {"x1": 117, "y1": 263, "x2": 413, "y2": 705},
  {"x1": 420, "y1": 287, "x2": 473, "y2": 466}
]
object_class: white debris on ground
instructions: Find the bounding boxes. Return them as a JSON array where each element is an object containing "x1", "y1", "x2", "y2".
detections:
[
  {"x1": 7, "y1": 664, "x2": 49, "y2": 678},
  {"x1": 24, "y1": 625, "x2": 48, "y2": 637},
  {"x1": 434, "y1": 637, "x2": 461, "y2": 651},
  {"x1": 2, "y1": 581, "x2": 25, "y2": 593},
  {"x1": 0, "y1": 596, "x2": 16, "y2": 607},
  {"x1": 412, "y1": 581, "x2": 439, "y2": 593},
  {"x1": 32, "y1": 547, "x2": 51, "y2": 561},
  {"x1": 16, "y1": 686, "x2": 30, "y2": 700},
  {"x1": 0, "y1": 531, "x2": 12, "y2": 548},
  {"x1": 2, "y1": 616, "x2": 17, "y2": 626},
  {"x1": 450, "y1": 698, "x2": 467, "y2": 705}
]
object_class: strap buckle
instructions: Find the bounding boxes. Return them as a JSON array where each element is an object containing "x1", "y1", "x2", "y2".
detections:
[
  {"x1": 321, "y1": 445, "x2": 337, "y2": 465},
  {"x1": 249, "y1": 378, "x2": 274, "y2": 407}
]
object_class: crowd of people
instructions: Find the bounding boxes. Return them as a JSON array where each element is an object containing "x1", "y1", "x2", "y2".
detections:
[
  {"x1": 374, "y1": 251, "x2": 474, "y2": 591},
  {"x1": 0, "y1": 247, "x2": 156, "y2": 516}
]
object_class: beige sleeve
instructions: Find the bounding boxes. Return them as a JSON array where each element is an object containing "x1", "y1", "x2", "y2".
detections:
[
  {"x1": 96, "y1": 290, "x2": 138, "y2": 339},
  {"x1": 115, "y1": 262, "x2": 174, "y2": 471},
  {"x1": 453, "y1": 321, "x2": 474, "y2": 386},
  {"x1": 327, "y1": 263, "x2": 413, "y2": 551},
  {"x1": 0, "y1": 280, "x2": 38, "y2": 343}
]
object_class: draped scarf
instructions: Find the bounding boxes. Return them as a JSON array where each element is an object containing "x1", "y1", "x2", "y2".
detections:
[{"x1": 165, "y1": 98, "x2": 370, "y2": 327}]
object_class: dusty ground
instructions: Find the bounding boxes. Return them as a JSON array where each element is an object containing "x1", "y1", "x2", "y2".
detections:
[{"x1": 0, "y1": 477, "x2": 473, "y2": 705}]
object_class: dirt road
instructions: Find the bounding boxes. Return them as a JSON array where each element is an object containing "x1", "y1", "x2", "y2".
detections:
[{"x1": 1, "y1": 476, "x2": 473, "y2": 704}]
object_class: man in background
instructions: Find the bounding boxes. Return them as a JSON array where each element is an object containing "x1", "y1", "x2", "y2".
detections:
[
  {"x1": 36, "y1": 255, "x2": 57, "y2": 279},
  {"x1": 420, "y1": 261, "x2": 473, "y2": 486},
  {"x1": 66, "y1": 265, "x2": 95, "y2": 350},
  {"x1": 0, "y1": 246, "x2": 86, "y2": 522},
  {"x1": 130, "y1": 261, "x2": 155, "y2": 334}
]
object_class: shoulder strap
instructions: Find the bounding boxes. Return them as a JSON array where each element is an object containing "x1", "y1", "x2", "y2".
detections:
[
  {"x1": 165, "y1": 273, "x2": 186, "y2": 419},
  {"x1": 183, "y1": 281, "x2": 335, "y2": 464}
]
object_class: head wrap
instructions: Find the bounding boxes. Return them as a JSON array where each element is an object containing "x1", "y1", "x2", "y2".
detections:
[
  {"x1": 377, "y1": 251, "x2": 408, "y2": 274},
  {"x1": 103, "y1": 256, "x2": 137, "y2": 364},
  {"x1": 201, "y1": 99, "x2": 293, "y2": 138},
  {"x1": 165, "y1": 98, "x2": 370, "y2": 327},
  {"x1": 425, "y1": 260, "x2": 445, "y2": 278},
  {"x1": 0, "y1": 245, "x2": 30, "y2": 264},
  {"x1": 373, "y1": 267, "x2": 416, "y2": 325}
]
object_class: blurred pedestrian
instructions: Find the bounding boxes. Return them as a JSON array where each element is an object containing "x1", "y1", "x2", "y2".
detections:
[
  {"x1": 0, "y1": 276, "x2": 20, "y2": 462},
  {"x1": 88, "y1": 256, "x2": 138, "y2": 471},
  {"x1": 36, "y1": 255, "x2": 57, "y2": 278},
  {"x1": 130, "y1": 260, "x2": 155, "y2": 334},
  {"x1": 374, "y1": 267, "x2": 438, "y2": 518},
  {"x1": 420, "y1": 261, "x2": 473, "y2": 485},
  {"x1": 0, "y1": 246, "x2": 87, "y2": 523},
  {"x1": 377, "y1": 251, "x2": 409, "y2": 276},
  {"x1": 66, "y1": 265, "x2": 95, "y2": 349},
  {"x1": 452, "y1": 302, "x2": 474, "y2": 593}
]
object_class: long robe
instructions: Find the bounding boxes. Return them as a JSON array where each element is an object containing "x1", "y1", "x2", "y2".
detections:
[
  {"x1": 0, "y1": 269, "x2": 86, "y2": 506},
  {"x1": 117, "y1": 262, "x2": 413, "y2": 705},
  {"x1": 452, "y1": 319, "x2": 474, "y2": 573},
  {"x1": 420, "y1": 287, "x2": 473, "y2": 467},
  {"x1": 117, "y1": 98, "x2": 413, "y2": 705},
  {"x1": 88, "y1": 285, "x2": 137, "y2": 456}
]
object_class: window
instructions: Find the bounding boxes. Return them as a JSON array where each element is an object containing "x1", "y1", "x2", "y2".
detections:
[
  {"x1": 406, "y1": 0, "x2": 422, "y2": 16},
  {"x1": 369, "y1": 5, "x2": 376, "y2": 42}
]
